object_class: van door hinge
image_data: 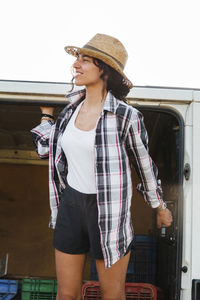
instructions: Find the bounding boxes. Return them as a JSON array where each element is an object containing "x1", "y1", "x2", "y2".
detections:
[{"x1": 184, "y1": 163, "x2": 191, "y2": 180}]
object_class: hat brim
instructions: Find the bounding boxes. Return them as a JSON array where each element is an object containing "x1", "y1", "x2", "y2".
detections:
[{"x1": 64, "y1": 45, "x2": 133, "y2": 89}]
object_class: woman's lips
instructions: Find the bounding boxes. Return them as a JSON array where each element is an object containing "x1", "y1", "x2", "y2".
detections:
[{"x1": 74, "y1": 71, "x2": 82, "y2": 78}]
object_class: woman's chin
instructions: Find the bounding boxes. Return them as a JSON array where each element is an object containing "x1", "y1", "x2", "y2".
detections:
[
  {"x1": 75, "y1": 83, "x2": 85, "y2": 87},
  {"x1": 74, "y1": 79, "x2": 85, "y2": 86}
]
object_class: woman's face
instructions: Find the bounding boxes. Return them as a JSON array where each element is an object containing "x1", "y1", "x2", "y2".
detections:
[{"x1": 72, "y1": 54, "x2": 103, "y2": 87}]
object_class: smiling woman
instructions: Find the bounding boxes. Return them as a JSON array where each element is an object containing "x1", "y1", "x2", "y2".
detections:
[{"x1": 30, "y1": 33, "x2": 172, "y2": 300}]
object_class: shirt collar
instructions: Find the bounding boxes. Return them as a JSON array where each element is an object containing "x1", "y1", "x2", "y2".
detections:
[
  {"x1": 103, "y1": 91, "x2": 118, "y2": 114},
  {"x1": 65, "y1": 88, "x2": 86, "y2": 109},
  {"x1": 66, "y1": 88, "x2": 119, "y2": 114}
]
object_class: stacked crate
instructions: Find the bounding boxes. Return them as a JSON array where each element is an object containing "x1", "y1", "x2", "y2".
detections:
[
  {"x1": 82, "y1": 281, "x2": 164, "y2": 300},
  {"x1": 0, "y1": 279, "x2": 18, "y2": 300},
  {"x1": 21, "y1": 279, "x2": 57, "y2": 300}
]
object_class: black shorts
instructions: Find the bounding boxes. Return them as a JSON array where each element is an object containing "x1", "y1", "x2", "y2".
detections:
[{"x1": 53, "y1": 183, "x2": 133, "y2": 260}]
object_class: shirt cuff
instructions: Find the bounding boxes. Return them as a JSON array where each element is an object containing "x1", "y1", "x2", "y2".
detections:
[{"x1": 137, "y1": 181, "x2": 163, "y2": 208}]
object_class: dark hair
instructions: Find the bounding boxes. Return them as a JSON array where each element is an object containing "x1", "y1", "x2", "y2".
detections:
[{"x1": 93, "y1": 58, "x2": 131, "y2": 102}]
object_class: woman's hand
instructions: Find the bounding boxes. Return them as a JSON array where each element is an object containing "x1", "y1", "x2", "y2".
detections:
[
  {"x1": 157, "y1": 208, "x2": 173, "y2": 228},
  {"x1": 40, "y1": 107, "x2": 55, "y2": 123}
]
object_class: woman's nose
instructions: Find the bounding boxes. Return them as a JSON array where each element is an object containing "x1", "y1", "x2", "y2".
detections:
[{"x1": 73, "y1": 59, "x2": 81, "y2": 69}]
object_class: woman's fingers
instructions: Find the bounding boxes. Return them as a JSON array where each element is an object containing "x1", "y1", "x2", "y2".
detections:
[{"x1": 157, "y1": 208, "x2": 173, "y2": 228}]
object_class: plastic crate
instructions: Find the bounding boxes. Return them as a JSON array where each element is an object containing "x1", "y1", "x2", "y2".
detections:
[
  {"x1": 0, "y1": 279, "x2": 18, "y2": 300},
  {"x1": 21, "y1": 279, "x2": 57, "y2": 300},
  {"x1": 90, "y1": 235, "x2": 157, "y2": 284},
  {"x1": 82, "y1": 281, "x2": 164, "y2": 300},
  {"x1": 128, "y1": 235, "x2": 157, "y2": 284}
]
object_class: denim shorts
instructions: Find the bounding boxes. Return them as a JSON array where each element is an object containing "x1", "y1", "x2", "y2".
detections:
[{"x1": 53, "y1": 183, "x2": 133, "y2": 259}]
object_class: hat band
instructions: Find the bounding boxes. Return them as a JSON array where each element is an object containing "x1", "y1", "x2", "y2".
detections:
[{"x1": 82, "y1": 44, "x2": 124, "y2": 70}]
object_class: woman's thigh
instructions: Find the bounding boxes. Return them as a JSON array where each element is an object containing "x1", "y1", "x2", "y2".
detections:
[
  {"x1": 96, "y1": 251, "x2": 131, "y2": 300},
  {"x1": 55, "y1": 249, "x2": 86, "y2": 300}
]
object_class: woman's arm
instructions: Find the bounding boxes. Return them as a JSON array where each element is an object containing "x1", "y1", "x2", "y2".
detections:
[
  {"x1": 125, "y1": 109, "x2": 172, "y2": 227},
  {"x1": 30, "y1": 107, "x2": 55, "y2": 159}
]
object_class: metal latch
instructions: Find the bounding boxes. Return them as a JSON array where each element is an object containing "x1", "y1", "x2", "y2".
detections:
[
  {"x1": 181, "y1": 266, "x2": 188, "y2": 273},
  {"x1": 184, "y1": 163, "x2": 191, "y2": 180}
]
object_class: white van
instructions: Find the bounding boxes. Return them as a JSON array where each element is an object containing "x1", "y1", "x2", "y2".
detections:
[{"x1": 0, "y1": 79, "x2": 199, "y2": 300}]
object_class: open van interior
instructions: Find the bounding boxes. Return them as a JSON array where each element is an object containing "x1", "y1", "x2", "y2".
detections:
[{"x1": 0, "y1": 92, "x2": 184, "y2": 300}]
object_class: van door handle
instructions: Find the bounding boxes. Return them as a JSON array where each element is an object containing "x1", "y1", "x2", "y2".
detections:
[{"x1": 183, "y1": 163, "x2": 191, "y2": 180}]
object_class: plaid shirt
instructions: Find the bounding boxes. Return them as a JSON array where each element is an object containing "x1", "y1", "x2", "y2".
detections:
[{"x1": 31, "y1": 89, "x2": 162, "y2": 268}]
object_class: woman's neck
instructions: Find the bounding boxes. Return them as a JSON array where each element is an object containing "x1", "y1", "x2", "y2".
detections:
[{"x1": 83, "y1": 83, "x2": 107, "y2": 111}]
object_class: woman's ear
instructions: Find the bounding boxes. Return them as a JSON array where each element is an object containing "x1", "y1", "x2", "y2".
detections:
[{"x1": 100, "y1": 71, "x2": 108, "y2": 81}]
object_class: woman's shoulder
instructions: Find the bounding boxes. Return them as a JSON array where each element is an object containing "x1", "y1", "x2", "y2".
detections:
[{"x1": 116, "y1": 99, "x2": 142, "y2": 121}]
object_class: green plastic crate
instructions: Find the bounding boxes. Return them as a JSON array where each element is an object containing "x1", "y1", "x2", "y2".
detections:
[{"x1": 21, "y1": 279, "x2": 57, "y2": 300}]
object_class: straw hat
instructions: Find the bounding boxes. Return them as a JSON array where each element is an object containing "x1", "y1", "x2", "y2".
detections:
[{"x1": 64, "y1": 33, "x2": 133, "y2": 88}]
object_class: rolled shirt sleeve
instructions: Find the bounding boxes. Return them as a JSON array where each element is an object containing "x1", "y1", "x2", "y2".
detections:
[{"x1": 30, "y1": 120, "x2": 54, "y2": 159}]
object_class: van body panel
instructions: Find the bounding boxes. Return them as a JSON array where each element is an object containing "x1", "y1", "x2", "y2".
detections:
[
  {"x1": 191, "y1": 102, "x2": 200, "y2": 279},
  {"x1": 182, "y1": 121, "x2": 192, "y2": 291},
  {"x1": 193, "y1": 90, "x2": 200, "y2": 101},
  {"x1": 128, "y1": 86, "x2": 194, "y2": 102},
  {"x1": 0, "y1": 79, "x2": 199, "y2": 104}
]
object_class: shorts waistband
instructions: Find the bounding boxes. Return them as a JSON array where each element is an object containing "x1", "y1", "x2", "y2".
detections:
[{"x1": 66, "y1": 182, "x2": 97, "y2": 197}]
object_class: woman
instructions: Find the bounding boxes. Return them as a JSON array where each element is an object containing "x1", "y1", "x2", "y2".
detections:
[{"x1": 31, "y1": 33, "x2": 172, "y2": 300}]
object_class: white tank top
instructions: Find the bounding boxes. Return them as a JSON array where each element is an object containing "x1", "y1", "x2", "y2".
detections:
[{"x1": 61, "y1": 101, "x2": 97, "y2": 193}]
